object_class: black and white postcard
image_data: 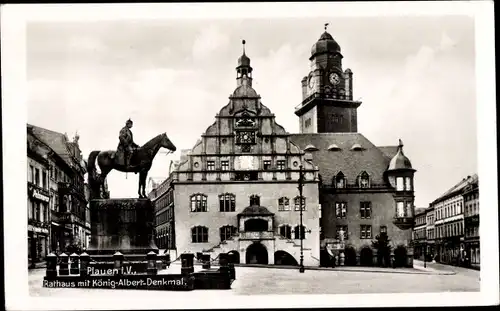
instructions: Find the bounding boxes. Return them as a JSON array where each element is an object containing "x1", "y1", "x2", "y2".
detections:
[{"x1": 1, "y1": 2, "x2": 498, "y2": 310}]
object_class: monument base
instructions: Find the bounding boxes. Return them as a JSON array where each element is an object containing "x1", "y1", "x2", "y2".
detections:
[
  {"x1": 87, "y1": 198, "x2": 159, "y2": 272},
  {"x1": 88, "y1": 198, "x2": 158, "y2": 254}
]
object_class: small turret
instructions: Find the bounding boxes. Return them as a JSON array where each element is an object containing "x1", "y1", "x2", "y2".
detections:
[{"x1": 385, "y1": 139, "x2": 416, "y2": 229}]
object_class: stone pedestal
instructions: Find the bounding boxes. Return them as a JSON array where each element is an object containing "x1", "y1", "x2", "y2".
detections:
[{"x1": 88, "y1": 198, "x2": 158, "y2": 255}]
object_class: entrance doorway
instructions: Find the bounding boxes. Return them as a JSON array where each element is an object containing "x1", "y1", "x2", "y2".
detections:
[{"x1": 246, "y1": 242, "x2": 268, "y2": 264}]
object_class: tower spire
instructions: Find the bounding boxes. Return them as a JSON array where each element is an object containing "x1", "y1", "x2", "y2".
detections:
[{"x1": 236, "y1": 39, "x2": 252, "y2": 87}]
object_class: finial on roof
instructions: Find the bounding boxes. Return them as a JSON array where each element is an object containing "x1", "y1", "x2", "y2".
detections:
[
  {"x1": 398, "y1": 139, "x2": 404, "y2": 148},
  {"x1": 324, "y1": 23, "x2": 329, "y2": 31},
  {"x1": 242, "y1": 39, "x2": 246, "y2": 55}
]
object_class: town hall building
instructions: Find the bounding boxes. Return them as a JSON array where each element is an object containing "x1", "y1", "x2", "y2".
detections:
[{"x1": 150, "y1": 27, "x2": 417, "y2": 267}]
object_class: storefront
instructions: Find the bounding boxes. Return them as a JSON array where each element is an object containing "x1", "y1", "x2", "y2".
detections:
[
  {"x1": 28, "y1": 185, "x2": 51, "y2": 266},
  {"x1": 465, "y1": 239, "x2": 480, "y2": 269}
]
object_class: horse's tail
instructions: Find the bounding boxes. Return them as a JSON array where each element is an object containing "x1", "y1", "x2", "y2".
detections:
[{"x1": 87, "y1": 150, "x2": 100, "y2": 181}]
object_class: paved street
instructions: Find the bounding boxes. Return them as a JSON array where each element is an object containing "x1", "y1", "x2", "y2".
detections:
[{"x1": 29, "y1": 260, "x2": 479, "y2": 298}]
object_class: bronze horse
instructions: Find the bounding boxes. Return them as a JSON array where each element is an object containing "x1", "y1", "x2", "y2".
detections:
[{"x1": 87, "y1": 133, "x2": 176, "y2": 198}]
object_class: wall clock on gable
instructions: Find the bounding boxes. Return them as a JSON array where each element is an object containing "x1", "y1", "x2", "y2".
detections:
[{"x1": 236, "y1": 131, "x2": 255, "y2": 144}]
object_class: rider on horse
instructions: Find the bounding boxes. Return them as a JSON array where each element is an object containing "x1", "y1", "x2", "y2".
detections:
[{"x1": 118, "y1": 118, "x2": 139, "y2": 168}]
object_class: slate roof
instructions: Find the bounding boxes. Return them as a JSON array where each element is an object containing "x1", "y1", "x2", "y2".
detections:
[
  {"x1": 432, "y1": 174, "x2": 479, "y2": 204},
  {"x1": 27, "y1": 124, "x2": 75, "y2": 169},
  {"x1": 378, "y1": 146, "x2": 399, "y2": 161},
  {"x1": 414, "y1": 207, "x2": 427, "y2": 216},
  {"x1": 239, "y1": 205, "x2": 274, "y2": 216},
  {"x1": 290, "y1": 133, "x2": 398, "y2": 185}
]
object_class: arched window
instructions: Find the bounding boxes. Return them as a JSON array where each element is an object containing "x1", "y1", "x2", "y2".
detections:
[
  {"x1": 190, "y1": 194, "x2": 207, "y2": 212},
  {"x1": 294, "y1": 196, "x2": 306, "y2": 211},
  {"x1": 191, "y1": 226, "x2": 208, "y2": 243},
  {"x1": 278, "y1": 197, "x2": 290, "y2": 211},
  {"x1": 279, "y1": 225, "x2": 292, "y2": 239},
  {"x1": 294, "y1": 225, "x2": 306, "y2": 240},
  {"x1": 220, "y1": 225, "x2": 238, "y2": 241},
  {"x1": 219, "y1": 193, "x2": 235, "y2": 212},
  {"x1": 335, "y1": 172, "x2": 346, "y2": 188},
  {"x1": 358, "y1": 171, "x2": 370, "y2": 188}
]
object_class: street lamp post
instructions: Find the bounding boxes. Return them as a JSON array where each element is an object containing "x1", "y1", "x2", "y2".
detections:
[{"x1": 298, "y1": 165, "x2": 305, "y2": 273}]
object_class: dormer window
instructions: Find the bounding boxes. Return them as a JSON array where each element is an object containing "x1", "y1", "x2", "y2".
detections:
[
  {"x1": 335, "y1": 172, "x2": 346, "y2": 188},
  {"x1": 351, "y1": 143, "x2": 363, "y2": 151},
  {"x1": 358, "y1": 171, "x2": 370, "y2": 188},
  {"x1": 327, "y1": 144, "x2": 341, "y2": 151},
  {"x1": 304, "y1": 144, "x2": 319, "y2": 152}
]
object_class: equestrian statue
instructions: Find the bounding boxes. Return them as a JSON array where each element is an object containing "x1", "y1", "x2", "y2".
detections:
[{"x1": 87, "y1": 119, "x2": 176, "y2": 199}]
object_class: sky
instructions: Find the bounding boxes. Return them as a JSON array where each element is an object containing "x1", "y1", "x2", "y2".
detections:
[{"x1": 26, "y1": 14, "x2": 477, "y2": 206}]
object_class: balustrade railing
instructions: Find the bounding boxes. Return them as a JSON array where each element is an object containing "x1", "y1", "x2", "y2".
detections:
[
  {"x1": 239, "y1": 231, "x2": 274, "y2": 240},
  {"x1": 322, "y1": 183, "x2": 389, "y2": 190}
]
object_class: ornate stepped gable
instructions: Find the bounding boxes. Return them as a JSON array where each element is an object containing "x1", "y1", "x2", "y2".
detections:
[{"x1": 173, "y1": 42, "x2": 317, "y2": 181}]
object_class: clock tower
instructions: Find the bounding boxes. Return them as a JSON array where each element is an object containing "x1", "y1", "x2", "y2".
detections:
[{"x1": 295, "y1": 24, "x2": 362, "y2": 133}]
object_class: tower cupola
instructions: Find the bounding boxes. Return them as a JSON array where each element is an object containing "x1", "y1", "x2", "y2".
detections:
[
  {"x1": 385, "y1": 139, "x2": 417, "y2": 229},
  {"x1": 236, "y1": 39, "x2": 253, "y2": 87},
  {"x1": 310, "y1": 23, "x2": 342, "y2": 60},
  {"x1": 388, "y1": 139, "x2": 414, "y2": 171}
]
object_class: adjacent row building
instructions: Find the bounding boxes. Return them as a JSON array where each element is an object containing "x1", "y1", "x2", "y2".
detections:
[
  {"x1": 149, "y1": 28, "x2": 418, "y2": 267},
  {"x1": 412, "y1": 174, "x2": 479, "y2": 269},
  {"x1": 27, "y1": 124, "x2": 107, "y2": 266}
]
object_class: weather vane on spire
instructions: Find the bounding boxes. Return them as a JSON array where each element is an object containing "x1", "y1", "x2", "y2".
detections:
[
  {"x1": 324, "y1": 23, "x2": 329, "y2": 31},
  {"x1": 242, "y1": 39, "x2": 246, "y2": 54}
]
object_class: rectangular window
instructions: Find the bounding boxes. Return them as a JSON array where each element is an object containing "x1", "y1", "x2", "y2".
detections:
[
  {"x1": 277, "y1": 160, "x2": 286, "y2": 170},
  {"x1": 360, "y1": 225, "x2": 372, "y2": 239},
  {"x1": 29, "y1": 165, "x2": 34, "y2": 183},
  {"x1": 35, "y1": 202, "x2": 40, "y2": 221},
  {"x1": 35, "y1": 168, "x2": 40, "y2": 186},
  {"x1": 380, "y1": 225, "x2": 387, "y2": 233},
  {"x1": 191, "y1": 227, "x2": 208, "y2": 243},
  {"x1": 396, "y1": 177, "x2": 404, "y2": 191},
  {"x1": 219, "y1": 194, "x2": 235, "y2": 212},
  {"x1": 360, "y1": 201, "x2": 371, "y2": 219},
  {"x1": 220, "y1": 226, "x2": 237, "y2": 241},
  {"x1": 278, "y1": 197, "x2": 290, "y2": 211},
  {"x1": 405, "y1": 177, "x2": 412, "y2": 191},
  {"x1": 405, "y1": 202, "x2": 412, "y2": 217},
  {"x1": 335, "y1": 202, "x2": 347, "y2": 218},
  {"x1": 42, "y1": 171, "x2": 47, "y2": 189},
  {"x1": 336, "y1": 225, "x2": 348, "y2": 240},
  {"x1": 221, "y1": 161, "x2": 229, "y2": 171},
  {"x1": 294, "y1": 196, "x2": 306, "y2": 211},
  {"x1": 263, "y1": 160, "x2": 271, "y2": 170},
  {"x1": 207, "y1": 161, "x2": 215, "y2": 171},
  {"x1": 305, "y1": 118, "x2": 312, "y2": 128},
  {"x1": 190, "y1": 194, "x2": 207, "y2": 212},
  {"x1": 396, "y1": 201, "x2": 405, "y2": 217}
]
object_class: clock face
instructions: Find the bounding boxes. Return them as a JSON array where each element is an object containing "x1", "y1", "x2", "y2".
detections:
[
  {"x1": 308, "y1": 76, "x2": 315, "y2": 89},
  {"x1": 329, "y1": 72, "x2": 340, "y2": 85},
  {"x1": 236, "y1": 131, "x2": 255, "y2": 144}
]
